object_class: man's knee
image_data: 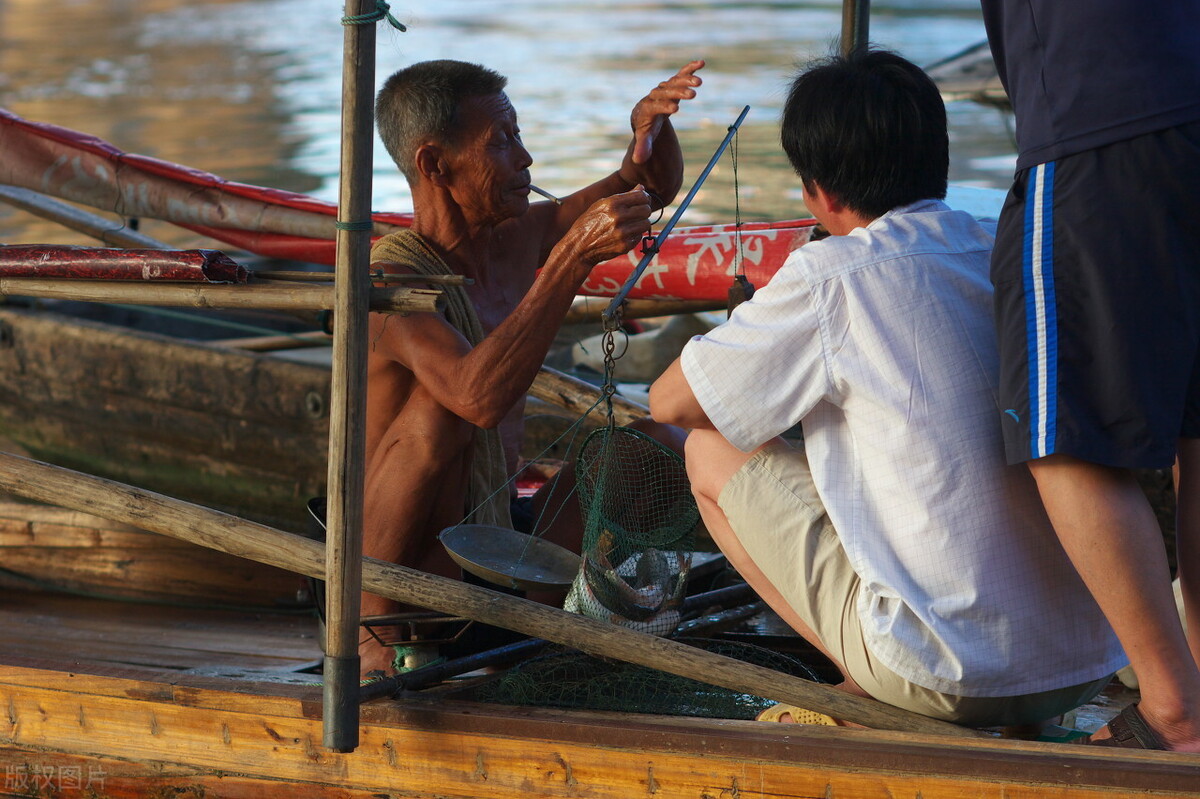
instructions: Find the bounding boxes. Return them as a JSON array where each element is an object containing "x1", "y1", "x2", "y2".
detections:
[{"x1": 684, "y1": 428, "x2": 760, "y2": 504}]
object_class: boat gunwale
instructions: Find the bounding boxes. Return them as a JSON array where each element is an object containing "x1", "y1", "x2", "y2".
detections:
[{"x1": 2, "y1": 651, "x2": 1198, "y2": 796}]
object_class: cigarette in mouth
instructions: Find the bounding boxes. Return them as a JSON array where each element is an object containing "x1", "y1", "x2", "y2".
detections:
[{"x1": 529, "y1": 184, "x2": 562, "y2": 205}]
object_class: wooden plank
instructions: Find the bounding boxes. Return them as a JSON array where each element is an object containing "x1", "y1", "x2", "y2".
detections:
[
  {"x1": 0, "y1": 308, "x2": 328, "y2": 529},
  {"x1": 0, "y1": 308, "x2": 330, "y2": 424},
  {"x1": 0, "y1": 594, "x2": 320, "y2": 671},
  {"x1": 0, "y1": 502, "x2": 310, "y2": 605},
  {"x1": 1, "y1": 664, "x2": 1198, "y2": 798}
]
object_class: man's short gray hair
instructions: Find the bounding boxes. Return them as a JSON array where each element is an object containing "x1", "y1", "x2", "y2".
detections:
[{"x1": 376, "y1": 60, "x2": 508, "y2": 183}]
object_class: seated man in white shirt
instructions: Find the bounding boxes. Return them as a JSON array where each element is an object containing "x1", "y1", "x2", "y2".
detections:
[{"x1": 649, "y1": 49, "x2": 1126, "y2": 728}]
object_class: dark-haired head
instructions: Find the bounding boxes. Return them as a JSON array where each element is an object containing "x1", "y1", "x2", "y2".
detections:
[
  {"x1": 376, "y1": 60, "x2": 508, "y2": 183},
  {"x1": 780, "y1": 48, "x2": 948, "y2": 219}
]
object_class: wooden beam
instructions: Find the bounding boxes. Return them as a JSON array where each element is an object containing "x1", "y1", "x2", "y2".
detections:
[
  {"x1": 0, "y1": 278, "x2": 442, "y2": 314},
  {"x1": 0, "y1": 451, "x2": 985, "y2": 738}
]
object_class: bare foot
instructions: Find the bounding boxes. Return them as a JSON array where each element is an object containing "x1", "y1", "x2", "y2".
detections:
[{"x1": 358, "y1": 641, "x2": 395, "y2": 681}]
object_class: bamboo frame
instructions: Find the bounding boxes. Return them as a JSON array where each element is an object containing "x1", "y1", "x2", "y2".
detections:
[
  {"x1": 0, "y1": 451, "x2": 984, "y2": 739},
  {"x1": 0, "y1": 278, "x2": 442, "y2": 314}
]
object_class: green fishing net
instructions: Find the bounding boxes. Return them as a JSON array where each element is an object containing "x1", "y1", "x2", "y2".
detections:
[
  {"x1": 468, "y1": 638, "x2": 824, "y2": 720},
  {"x1": 563, "y1": 426, "x2": 698, "y2": 636}
]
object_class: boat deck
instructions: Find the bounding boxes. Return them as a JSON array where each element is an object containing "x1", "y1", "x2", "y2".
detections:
[
  {"x1": 3, "y1": 587, "x2": 1199, "y2": 798},
  {"x1": 1, "y1": 588, "x2": 322, "y2": 676}
]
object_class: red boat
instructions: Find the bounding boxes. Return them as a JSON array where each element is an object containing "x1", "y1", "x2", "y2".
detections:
[{"x1": 0, "y1": 107, "x2": 817, "y2": 301}]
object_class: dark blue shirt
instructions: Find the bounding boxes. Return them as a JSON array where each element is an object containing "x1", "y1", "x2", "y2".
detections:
[{"x1": 981, "y1": 0, "x2": 1200, "y2": 170}]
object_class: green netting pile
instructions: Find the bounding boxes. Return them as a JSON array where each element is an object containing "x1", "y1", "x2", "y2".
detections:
[
  {"x1": 468, "y1": 638, "x2": 824, "y2": 719},
  {"x1": 563, "y1": 426, "x2": 698, "y2": 636}
]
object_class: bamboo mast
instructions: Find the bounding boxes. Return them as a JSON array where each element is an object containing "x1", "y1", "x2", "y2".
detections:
[
  {"x1": 841, "y1": 0, "x2": 870, "y2": 57},
  {"x1": 323, "y1": 0, "x2": 380, "y2": 752}
]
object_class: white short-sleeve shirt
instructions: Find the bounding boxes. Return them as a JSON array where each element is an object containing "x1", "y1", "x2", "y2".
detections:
[{"x1": 681, "y1": 200, "x2": 1126, "y2": 696}]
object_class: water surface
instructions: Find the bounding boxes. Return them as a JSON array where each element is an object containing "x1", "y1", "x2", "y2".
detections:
[{"x1": 0, "y1": 0, "x2": 1015, "y2": 248}]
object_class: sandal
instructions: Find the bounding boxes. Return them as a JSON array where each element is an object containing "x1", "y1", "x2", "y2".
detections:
[
  {"x1": 756, "y1": 703, "x2": 840, "y2": 726},
  {"x1": 1089, "y1": 703, "x2": 1166, "y2": 750}
]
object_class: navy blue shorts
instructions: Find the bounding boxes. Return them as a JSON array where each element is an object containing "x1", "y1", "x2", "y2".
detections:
[{"x1": 992, "y1": 120, "x2": 1200, "y2": 468}]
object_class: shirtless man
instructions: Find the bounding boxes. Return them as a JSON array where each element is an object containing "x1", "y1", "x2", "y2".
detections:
[{"x1": 362, "y1": 59, "x2": 703, "y2": 674}]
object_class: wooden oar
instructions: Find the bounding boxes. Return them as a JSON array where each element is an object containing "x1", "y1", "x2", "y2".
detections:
[{"x1": 0, "y1": 451, "x2": 986, "y2": 739}]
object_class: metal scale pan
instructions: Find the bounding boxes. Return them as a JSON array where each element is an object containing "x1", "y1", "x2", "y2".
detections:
[{"x1": 440, "y1": 524, "x2": 581, "y2": 591}]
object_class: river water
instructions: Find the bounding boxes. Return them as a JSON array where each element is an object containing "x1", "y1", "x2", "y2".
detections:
[{"x1": 0, "y1": 0, "x2": 1014, "y2": 248}]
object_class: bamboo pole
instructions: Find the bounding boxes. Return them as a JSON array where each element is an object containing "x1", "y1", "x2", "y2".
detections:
[
  {"x1": 841, "y1": 0, "x2": 870, "y2": 57},
  {"x1": 0, "y1": 278, "x2": 441, "y2": 314},
  {"x1": 0, "y1": 451, "x2": 985, "y2": 738},
  {"x1": 323, "y1": 0, "x2": 378, "y2": 752},
  {"x1": 212, "y1": 330, "x2": 332, "y2": 352},
  {"x1": 531, "y1": 366, "x2": 650, "y2": 427},
  {"x1": 563, "y1": 296, "x2": 724, "y2": 326},
  {"x1": 253, "y1": 270, "x2": 468, "y2": 286},
  {"x1": 0, "y1": 185, "x2": 170, "y2": 250}
]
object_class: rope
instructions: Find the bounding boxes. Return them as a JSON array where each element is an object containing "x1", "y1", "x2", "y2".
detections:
[
  {"x1": 334, "y1": 219, "x2": 374, "y2": 232},
  {"x1": 341, "y1": 0, "x2": 407, "y2": 31}
]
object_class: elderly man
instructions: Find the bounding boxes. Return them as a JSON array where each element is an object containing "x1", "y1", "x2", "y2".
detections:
[{"x1": 361, "y1": 59, "x2": 703, "y2": 675}]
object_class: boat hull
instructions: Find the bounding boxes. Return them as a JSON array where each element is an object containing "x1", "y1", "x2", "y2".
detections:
[
  {"x1": 0, "y1": 307, "x2": 329, "y2": 533},
  {"x1": 0, "y1": 107, "x2": 817, "y2": 302},
  {"x1": 1, "y1": 655, "x2": 1197, "y2": 798}
]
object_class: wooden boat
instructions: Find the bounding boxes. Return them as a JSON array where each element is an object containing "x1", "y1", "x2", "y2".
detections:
[
  {"x1": 0, "y1": 106, "x2": 818, "y2": 302},
  {"x1": 0, "y1": 305, "x2": 330, "y2": 534},
  {"x1": 2, "y1": 45, "x2": 1196, "y2": 797},
  {"x1": 0, "y1": 500, "x2": 310, "y2": 608},
  {"x1": 3, "y1": 587, "x2": 1199, "y2": 798}
]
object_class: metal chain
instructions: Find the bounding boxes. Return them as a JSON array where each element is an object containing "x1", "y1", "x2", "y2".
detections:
[{"x1": 599, "y1": 304, "x2": 631, "y2": 432}]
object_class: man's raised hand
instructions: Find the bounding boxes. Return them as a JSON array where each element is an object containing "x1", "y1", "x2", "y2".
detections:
[
  {"x1": 617, "y1": 61, "x2": 704, "y2": 203},
  {"x1": 630, "y1": 60, "x2": 705, "y2": 165}
]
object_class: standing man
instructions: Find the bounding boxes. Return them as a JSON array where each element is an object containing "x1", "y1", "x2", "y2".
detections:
[
  {"x1": 981, "y1": 2, "x2": 1200, "y2": 750},
  {"x1": 650, "y1": 50, "x2": 1125, "y2": 729},
  {"x1": 361, "y1": 59, "x2": 703, "y2": 675}
]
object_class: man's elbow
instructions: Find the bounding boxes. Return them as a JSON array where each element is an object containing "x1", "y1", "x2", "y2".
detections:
[
  {"x1": 649, "y1": 379, "x2": 688, "y2": 427},
  {"x1": 455, "y1": 395, "x2": 510, "y2": 430}
]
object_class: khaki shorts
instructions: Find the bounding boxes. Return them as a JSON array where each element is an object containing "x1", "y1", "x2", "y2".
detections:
[{"x1": 718, "y1": 438, "x2": 1109, "y2": 727}]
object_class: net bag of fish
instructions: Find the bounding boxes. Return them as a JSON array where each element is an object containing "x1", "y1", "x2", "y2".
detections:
[{"x1": 564, "y1": 426, "x2": 698, "y2": 635}]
